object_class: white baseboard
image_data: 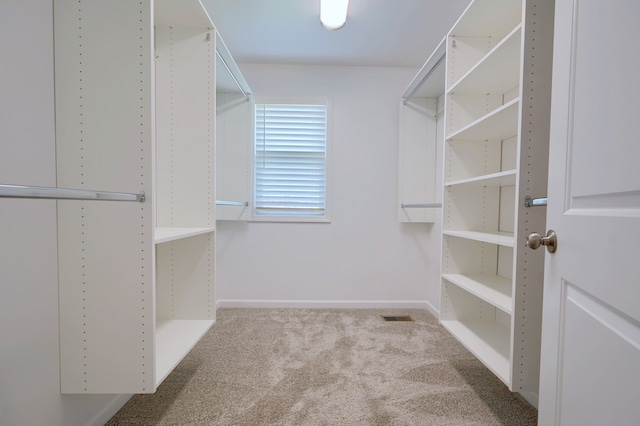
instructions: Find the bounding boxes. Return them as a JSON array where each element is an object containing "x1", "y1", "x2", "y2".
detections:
[
  {"x1": 86, "y1": 394, "x2": 132, "y2": 426},
  {"x1": 423, "y1": 299, "x2": 439, "y2": 318},
  {"x1": 216, "y1": 299, "x2": 432, "y2": 310},
  {"x1": 518, "y1": 390, "x2": 539, "y2": 409}
]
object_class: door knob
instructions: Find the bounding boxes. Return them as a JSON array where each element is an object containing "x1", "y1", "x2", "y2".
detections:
[{"x1": 526, "y1": 230, "x2": 557, "y2": 253}]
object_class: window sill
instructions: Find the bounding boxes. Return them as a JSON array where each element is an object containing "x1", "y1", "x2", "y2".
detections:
[{"x1": 250, "y1": 215, "x2": 331, "y2": 224}]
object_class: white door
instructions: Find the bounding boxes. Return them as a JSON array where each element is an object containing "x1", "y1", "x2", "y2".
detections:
[{"x1": 537, "y1": 0, "x2": 640, "y2": 424}]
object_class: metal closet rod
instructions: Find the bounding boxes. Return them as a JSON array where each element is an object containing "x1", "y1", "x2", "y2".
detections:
[
  {"x1": 402, "y1": 53, "x2": 445, "y2": 106},
  {"x1": 216, "y1": 49, "x2": 249, "y2": 102},
  {"x1": 216, "y1": 200, "x2": 248, "y2": 206},
  {"x1": 401, "y1": 203, "x2": 442, "y2": 209},
  {"x1": 0, "y1": 184, "x2": 145, "y2": 202}
]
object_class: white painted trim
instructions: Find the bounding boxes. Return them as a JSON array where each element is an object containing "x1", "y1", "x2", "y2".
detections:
[
  {"x1": 216, "y1": 299, "x2": 431, "y2": 310},
  {"x1": 423, "y1": 299, "x2": 440, "y2": 318},
  {"x1": 86, "y1": 394, "x2": 132, "y2": 426},
  {"x1": 518, "y1": 390, "x2": 539, "y2": 410}
]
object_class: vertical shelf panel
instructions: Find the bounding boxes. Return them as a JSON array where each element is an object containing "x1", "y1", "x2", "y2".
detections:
[
  {"x1": 509, "y1": 0, "x2": 555, "y2": 403},
  {"x1": 56, "y1": 0, "x2": 223, "y2": 394},
  {"x1": 55, "y1": 0, "x2": 155, "y2": 393},
  {"x1": 152, "y1": 0, "x2": 217, "y2": 390},
  {"x1": 440, "y1": 0, "x2": 554, "y2": 407}
]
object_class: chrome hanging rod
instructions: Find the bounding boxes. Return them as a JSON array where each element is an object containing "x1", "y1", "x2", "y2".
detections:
[
  {"x1": 524, "y1": 196, "x2": 547, "y2": 207},
  {"x1": 216, "y1": 200, "x2": 248, "y2": 207},
  {"x1": 401, "y1": 203, "x2": 442, "y2": 209},
  {"x1": 0, "y1": 184, "x2": 145, "y2": 202},
  {"x1": 216, "y1": 49, "x2": 249, "y2": 102},
  {"x1": 402, "y1": 53, "x2": 445, "y2": 106}
]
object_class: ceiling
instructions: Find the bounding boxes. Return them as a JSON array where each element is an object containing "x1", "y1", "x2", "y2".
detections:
[{"x1": 201, "y1": 0, "x2": 471, "y2": 68}]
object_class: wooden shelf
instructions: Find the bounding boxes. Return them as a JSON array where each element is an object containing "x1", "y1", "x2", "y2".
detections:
[
  {"x1": 445, "y1": 170, "x2": 516, "y2": 187},
  {"x1": 443, "y1": 273, "x2": 512, "y2": 314},
  {"x1": 155, "y1": 227, "x2": 215, "y2": 244},
  {"x1": 443, "y1": 230, "x2": 514, "y2": 247},
  {"x1": 155, "y1": 319, "x2": 215, "y2": 385},
  {"x1": 441, "y1": 319, "x2": 511, "y2": 384},
  {"x1": 447, "y1": 98, "x2": 519, "y2": 141}
]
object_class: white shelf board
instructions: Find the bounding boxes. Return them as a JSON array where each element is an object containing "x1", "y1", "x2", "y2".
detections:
[
  {"x1": 155, "y1": 319, "x2": 215, "y2": 386},
  {"x1": 444, "y1": 230, "x2": 514, "y2": 247},
  {"x1": 443, "y1": 274, "x2": 513, "y2": 314},
  {"x1": 154, "y1": 0, "x2": 213, "y2": 28},
  {"x1": 450, "y1": 0, "x2": 522, "y2": 37},
  {"x1": 440, "y1": 319, "x2": 511, "y2": 385},
  {"x1": 447, "y1": 98, "x2": 520, "y2": 141},
  {"x1": 449, "y1": 25, "x2": 522, "y2": 95},
  {"x1": 445, "y1": 170, "x2": 516, "y2": 187},
  {"x1": 401, "y1": 37, "x2": 446, "y2": 100},
  {"x1": 155, "y1": 227, "x2": 214, "y2": 244}
]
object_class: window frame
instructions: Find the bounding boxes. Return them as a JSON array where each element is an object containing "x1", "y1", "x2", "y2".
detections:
[{"x1": 251, "y1": 97, "x2": 332, "y2": 223}]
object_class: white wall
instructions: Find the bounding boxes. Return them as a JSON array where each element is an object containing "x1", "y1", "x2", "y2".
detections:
[
  {"x1": 216, "y1": 64, "x2": 443, "y2": 311},
  {"x1": 0, "y1": 2, "x2": 130, "y2": 425},
  {"x1": 0, "y1": 5, "x2": 443, "y2": 423}
]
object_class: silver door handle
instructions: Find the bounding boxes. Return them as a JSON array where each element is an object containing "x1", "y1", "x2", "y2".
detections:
[{"x1": 526, "y1": 230, "x2": 557, "y2": 253}]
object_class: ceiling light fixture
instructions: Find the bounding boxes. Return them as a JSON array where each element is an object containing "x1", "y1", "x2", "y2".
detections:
[{"x1": 320, "y1": 0, "x2": 349, "y2": 30}]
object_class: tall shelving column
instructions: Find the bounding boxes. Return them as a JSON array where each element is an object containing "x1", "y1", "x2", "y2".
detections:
[
  {"x1": 55, "y1": 0, "x2": 220, "y2": 394},
  {"x1": 439, "y1": 0, "x2": 554, "y2": 406},
  {"x1": 154, "y1": 0, "x2": 218, "y2": 387},
  {"x1": 397, "y1": 39, "x2": 446, "y2": 224}
]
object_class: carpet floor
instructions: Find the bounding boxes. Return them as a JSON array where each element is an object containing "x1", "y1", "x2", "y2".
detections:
[{"x1": 106, "y1": 308, "x2": 537, "y2": 425}]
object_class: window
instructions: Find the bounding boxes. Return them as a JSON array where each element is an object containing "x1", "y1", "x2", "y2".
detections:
[{"x1": 254, "y1": 101, "x2": 329, "y2": 221}]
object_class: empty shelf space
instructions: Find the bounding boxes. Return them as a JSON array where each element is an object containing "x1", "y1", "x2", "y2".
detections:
[
  {"x1": 443, "y1": 230, "x2": 514, "y2": 247},
  {"x1": 451, "y1": 0, "x2": 522, "y2": 38},
  {"x1": 447, "y1": 98, "x2": 519, "y2": 141},
  {"x1": 445, "y1": 170, "x2": 516, "y2": 187},
  {"x1": 154, "y1": 0, "x2": 212, "y2": 28},
  {"x1": 449, "y1": 25, "x2": 522, "y2": 95},
  {"x1": 440, "y1": 319, "x2": 511, "y2": 384},
  {"x1": 155, "y1": 319, "x2": 215, "y2": 386},
  {"x1": 443, "y1": 274, "x2": 513, "y2": 314},
  {"x1": 155, "y1": 227, "x2": 215, "y2": 244}
]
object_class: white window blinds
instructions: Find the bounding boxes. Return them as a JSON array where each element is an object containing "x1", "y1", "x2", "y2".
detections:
[{"x1": 254, "y1": 103, "x2": 327, "y2": 217}]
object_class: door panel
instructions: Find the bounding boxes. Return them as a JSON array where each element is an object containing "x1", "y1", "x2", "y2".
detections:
[
  {"x1": 557, "y1": 283, "x2": 640, "y2": 425},
  {"x1": 568, "y1": 1, "x2": 640, "y2": 198},
  {"x1": 539, "y1": 0, "x2": 640, "y2": 423}
]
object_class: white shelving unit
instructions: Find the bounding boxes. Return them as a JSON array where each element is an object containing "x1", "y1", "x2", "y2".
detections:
[
  {"x1": 439, "y1": 0, "x2": 555, "y2": 407},
  {"x1": 215, "y1": 33, "x2": 253, "y2": 221},
  {"x1": 54, "y1": 0, "x2": 231, "y2": 394},
  {"x1": 398, "y1": 38, "x2": 446, "y2": 223}
]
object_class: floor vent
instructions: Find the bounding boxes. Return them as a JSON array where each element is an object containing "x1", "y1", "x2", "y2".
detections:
[{"x1": 381, "y1": 315, "x2": 414, "y2": 322}]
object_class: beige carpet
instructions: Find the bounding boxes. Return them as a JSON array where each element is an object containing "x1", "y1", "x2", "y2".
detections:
[{"x1": 107, "y1": 309, "x2": 537, "y2": 425}]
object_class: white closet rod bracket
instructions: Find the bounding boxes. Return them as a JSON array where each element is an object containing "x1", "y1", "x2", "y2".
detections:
[
  {"x1": 215, "y1": 49, "x2": 249, "y2": 102},
  {"x1": 0, "y1": 184, "x2": 145, "y2": 202},
  {"x1": 401, "y1": 203, "x2": 442, "y2": 209},
  {"x1": 216, "y1": 200, "x2": 248, "y2": 206}
]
